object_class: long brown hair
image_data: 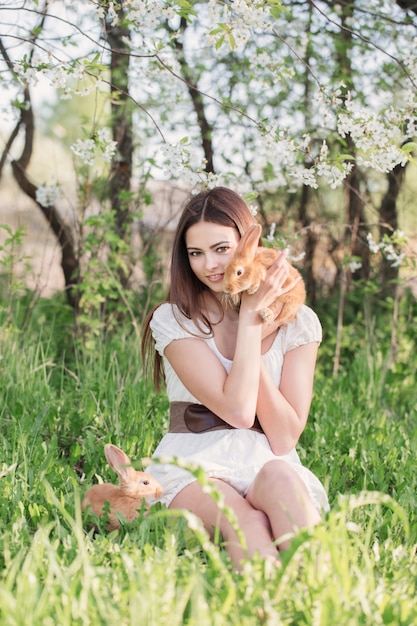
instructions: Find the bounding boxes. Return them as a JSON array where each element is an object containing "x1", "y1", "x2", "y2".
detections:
[{"x1": 141, "y1": 187, "x2": 257, "y2": 389}]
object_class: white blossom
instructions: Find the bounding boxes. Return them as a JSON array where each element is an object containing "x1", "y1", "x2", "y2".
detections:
[
  {"x1": 349, "y1": 260, "x2": 362, "y2": 272},
  {"x1": 107, "y1": 2, "x2": 119, "y2": 27},
  {"x1": 71, "y1": 138, "x2": 96, "y2": 166},
  {"x1": 336, "y1": 96, "x2": 413, "y2": 173},
  {"x1": 102, "y1": 142, "x2": 118, "y2": 163},
  {"x1": 266, "y1": 222, "x2": 276, "y2": 242},
  {"x1": 13, "y1": 62, "x2": 39, "y2": 86},
  {"x1": 292, "y1": 166, "x2": 318, "y2": 189},
  {"x1": 46, "y1": 64, "x2": 71, "y2": 88},
  {"x1": 288, "y1": 251, "x2": 306, "y2": 263},
  {"x1": 366, "y1": 231, "x2": 407, "y2": 268},
  {"x1": 35, "y1": 184, "x2": 62, "y2": 207},
  {"x1": 316, "y1": 160, "x2": 352, "y2": 189},
  {"x1": 206, "y1": 0, "x2": 272, "y2": 51},
  {"x1": 70, "y1": 128, "x2": 117, "y2": 167},
  {"x1": 95, "y1": 6, "x2": 106, "y2": 20},
  {"x1": 383, "y1": 244, "x2": 405, "y2": 268},
  {"x1": 124, "y1": 0, "x2": 177, "y2": 31},
  {"x1": 367, "y1": 232, "x2": 381, "y2": 254}
]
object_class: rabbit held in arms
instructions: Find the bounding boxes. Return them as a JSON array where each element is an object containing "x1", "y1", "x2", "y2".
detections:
[
  {"x1": 82, "y1": 444, "x2": 162, "y2": 531},
  {"x1": 223, "y1": 223, "x2": 306, "y2": 326}
]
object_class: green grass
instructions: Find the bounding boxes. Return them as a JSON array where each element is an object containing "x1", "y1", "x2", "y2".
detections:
[{"x1": 0, "y1": 292, "x2": 416, "y2": 625}]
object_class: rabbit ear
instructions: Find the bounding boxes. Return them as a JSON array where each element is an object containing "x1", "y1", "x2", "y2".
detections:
[
  {"x1": 104, "y1": 444, "x2": 132, "y2": 482},
  {"x1": 236, "y1": 224, "x2": 262, "y2": 258}
]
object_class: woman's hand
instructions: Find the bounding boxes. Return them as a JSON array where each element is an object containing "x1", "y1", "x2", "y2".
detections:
[
  {"x1": 240, "y1": 250, "x2": 295, "y2": 316},
  {"x1": 266, "y1": 249, "x2": 303, "y2": 295}
]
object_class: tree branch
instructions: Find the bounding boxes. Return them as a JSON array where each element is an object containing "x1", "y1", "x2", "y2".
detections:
[
  {"x1": 172, "y1": 17, "x2": 215, "y2": 173},
  {"x1": 10, "y1": 160, "x2": 79, "y2": 307}
]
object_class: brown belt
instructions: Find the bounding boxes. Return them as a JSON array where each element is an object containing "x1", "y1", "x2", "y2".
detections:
[{"x1": 169, "y1": 401, "x2": 264, "y2": 434}]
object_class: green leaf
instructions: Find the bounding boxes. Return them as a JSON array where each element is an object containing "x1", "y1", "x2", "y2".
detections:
[{"x1": 215, "y1": 35, "x2": 225, "y2": 51}]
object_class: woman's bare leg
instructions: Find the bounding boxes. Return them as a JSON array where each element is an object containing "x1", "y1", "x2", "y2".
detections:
[
  {"x1": 169, "y1": 478, "x2": 278, "y2": 569},
  {"x1": 246, "y1": 460, "x2": 321, "y2": 551}
]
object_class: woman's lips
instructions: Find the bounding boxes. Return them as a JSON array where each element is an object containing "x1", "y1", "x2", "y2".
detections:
[{"x1": 207, "y1": 273, "x2": 224, "y2": 282}]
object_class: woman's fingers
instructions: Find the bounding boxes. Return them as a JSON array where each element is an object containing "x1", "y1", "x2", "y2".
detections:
[
  {"x1": 241, "y1": 250, "x2": 298, "y2": 313},
  {"x1": 269, "y1": 248, "x2": 288, "y2": 270},
  {"x1": 279, "y1": 274, "x2": 302, "y2": 296},
  {"x1": 266, "y1": 251, "x2": 290, "y2": 290}
]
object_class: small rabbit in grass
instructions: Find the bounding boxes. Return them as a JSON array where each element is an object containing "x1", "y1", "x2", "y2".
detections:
[
  {"x1": 223, "y1": 223, "x2": 306, "y2": 326},
  {"x1": 82, "y1": 444, "x2": 162, "y2": 532}
]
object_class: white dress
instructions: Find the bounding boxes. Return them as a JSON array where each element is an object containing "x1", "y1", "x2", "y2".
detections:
[{"x1": 147, "y1": 302, "x2": 329, "y2": 512}]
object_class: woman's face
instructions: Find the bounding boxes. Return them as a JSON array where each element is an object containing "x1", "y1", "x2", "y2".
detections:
[{"x1": 185, "y1": 220, "x2": 240, "y2": 293}]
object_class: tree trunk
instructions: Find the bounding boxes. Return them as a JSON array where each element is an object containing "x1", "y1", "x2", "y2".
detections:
[
  {"x1": 396, "y1": 0, "x2": 417, "y2": 16},
  {"x1": 335, "y1": 0, "x2": 371, "y2": 279},
  {"x1": 299, "y1": 184, "x2": 318, "y2": 305},
  {"x1": 298, "y1": 0, "x2": 318, "y2": 305},
  {"x1": 378, "y1": 161, "x2": 408, "y2": 286},
  {"x1": 10, "y1": 93, "x2": 80, "y2": 308},
  {"x1": 106, "y1": 9, "x2": 133, "y2": 240},
  {"x1": 173, "y1": 17, "x2": 215, "y2": 173},
  {"x1": 11, "y1": 160, "x2": 79, "y2": 308},
  {"x1": 344, "y1": 160, "x2": 370, "y2": 279},
  {"x1": 0, "y1": 35, "x2": 80, "y2": 307}
]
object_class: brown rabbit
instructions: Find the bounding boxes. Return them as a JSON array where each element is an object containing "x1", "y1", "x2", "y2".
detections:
[
  {"x1": 223, "y1": 223, "x2": 306, "y2": 326},
  {"x1": 82, "y1": 444, "x2": 162, "y2": 531}
]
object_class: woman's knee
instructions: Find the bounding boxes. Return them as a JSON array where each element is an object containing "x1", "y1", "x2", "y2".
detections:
[
  {"x1": 247, "y1": 460, "x2": 310, "y2": 509},
  {"x1": 168, "y1": 478, "x2": 261, "y2": 537},
  {"x1": 258, "y1": 460, "x2": 301, "y2": 490}
]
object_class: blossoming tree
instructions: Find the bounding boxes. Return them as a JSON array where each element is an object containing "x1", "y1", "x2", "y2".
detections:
[{"x1": 0, "y1": 0, "x2": 415, "y2": 316}]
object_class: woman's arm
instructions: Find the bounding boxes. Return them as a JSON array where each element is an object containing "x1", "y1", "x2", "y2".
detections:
[
  {"x1": 164, "y1": 255, "x2": 292, "y2": 428},
  {"x1": 256, "y1": 342, "x2": 319, "y2": 455},
  {"x1": 164, "y1": 313, "x2": 263, "y2": 427}
]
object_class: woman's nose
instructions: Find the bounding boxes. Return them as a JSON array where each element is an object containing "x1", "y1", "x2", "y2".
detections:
[{"x1": 205, "y1": 253, "x2": 218, "y2": 270}]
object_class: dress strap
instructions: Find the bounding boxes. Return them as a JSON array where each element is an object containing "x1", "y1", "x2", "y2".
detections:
[{"x1": 169, "y1": 401, "x2": 264, "y2": 434}]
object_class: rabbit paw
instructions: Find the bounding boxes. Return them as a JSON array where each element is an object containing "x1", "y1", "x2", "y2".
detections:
[
  {"x1": 260, "y1": 308, "x2": 274, "y2": 323},
  {"x1": 247, "y1": 283, "x2": 260, "y2": 295}
]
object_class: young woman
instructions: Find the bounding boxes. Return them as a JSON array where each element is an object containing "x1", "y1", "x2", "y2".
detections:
[{"x1": 142, "y1": 186, "x2": 329, "y2": 569}]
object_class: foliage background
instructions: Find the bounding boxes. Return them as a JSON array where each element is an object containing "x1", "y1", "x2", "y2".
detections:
[{"x1": 1, "y1": 0, "x2": 417, "y2": 313}]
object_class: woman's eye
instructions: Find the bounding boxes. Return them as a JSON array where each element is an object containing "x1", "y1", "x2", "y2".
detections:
[
  {"x1": 189, "y1": 251, "x2": 201, "y2": 257},
  {"x1": 217, "y1": 246, "x2": 229, "y2": 254}
]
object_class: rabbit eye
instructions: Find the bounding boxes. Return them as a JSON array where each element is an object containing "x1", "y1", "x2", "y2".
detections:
[
  {"x1": 142, "y1": 480, "x2": 150, "y2": 486},
  {"x1": 236, "y1": 269, "x2": 243, "y2": 277}
]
